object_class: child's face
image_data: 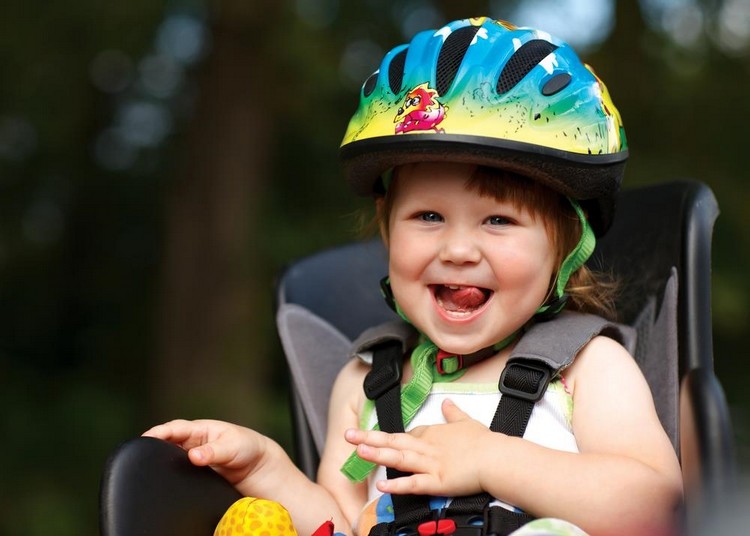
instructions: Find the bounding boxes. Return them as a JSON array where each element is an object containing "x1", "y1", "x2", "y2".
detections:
[{"x1": 386, "y1": 162, "x2": 556, "y2": 355}]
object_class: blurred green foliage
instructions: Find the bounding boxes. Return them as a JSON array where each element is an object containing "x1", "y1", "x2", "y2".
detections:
[{"x1": 0, "y1": 0, "x2": 748, "y2": 534}]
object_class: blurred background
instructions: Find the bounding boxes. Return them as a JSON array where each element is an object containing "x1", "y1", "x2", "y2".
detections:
[{"x1": 0, "y1": 0, "x2": 748, "y2": 533}]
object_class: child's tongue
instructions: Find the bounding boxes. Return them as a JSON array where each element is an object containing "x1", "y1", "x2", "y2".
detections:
[{"x1": 435, "y1": 285, "x2": 488, "y2": 312}]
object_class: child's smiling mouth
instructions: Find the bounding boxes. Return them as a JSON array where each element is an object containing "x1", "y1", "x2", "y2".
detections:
[{"x1": 431, "y1": 284, "x2": 493, "y2": 317}]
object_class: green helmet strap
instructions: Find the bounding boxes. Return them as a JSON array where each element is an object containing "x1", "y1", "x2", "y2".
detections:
[{"x1": 536, "y1": 198, "x2": 595, "y2": 317}]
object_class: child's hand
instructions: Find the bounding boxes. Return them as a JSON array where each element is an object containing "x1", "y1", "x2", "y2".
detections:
[
  {"x1": 143, "y1": 419, "x2": 278, "y2": 492},
  {"x1": 146, "y1": 420, "x2": 353, "y2": 535},
  {"x1": 345, "y1": 399, "x2": 494, "y2": 497}
]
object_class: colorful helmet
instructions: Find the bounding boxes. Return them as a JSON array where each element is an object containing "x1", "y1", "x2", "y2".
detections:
[{"x1": 340, "y1": 17, "x2": 628, "y2": 234}]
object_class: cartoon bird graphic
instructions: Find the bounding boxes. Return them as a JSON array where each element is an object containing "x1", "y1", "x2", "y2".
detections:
[{"x1": 394, "y1": 83, "x2": 446, "y2": 134}]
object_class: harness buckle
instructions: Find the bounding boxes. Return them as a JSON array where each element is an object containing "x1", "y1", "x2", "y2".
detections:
[
  {"x1": 498, "y1": 360, "x2": 552, "y2": 402},
  {"x1": 436, "y1": 350, "x2": 462, "y2": 375},
  {"x1": 417, "y1": 518, "x2": 457, "y2": 535},
  {"x1": 364, "y1": 340, "x2": 403, "y2": 400}
]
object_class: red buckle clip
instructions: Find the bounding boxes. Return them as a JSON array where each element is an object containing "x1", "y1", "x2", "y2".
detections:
[
  {"x1": 417, "y1": 518, "x2": 457, "y2": 536},
  {"x1": 436, "y1": 350, "x2": 463, "y2": 375}
]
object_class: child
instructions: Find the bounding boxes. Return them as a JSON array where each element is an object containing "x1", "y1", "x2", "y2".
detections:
[{"x1": 144, "y1": 17, "x2": 683, "y2": 536}]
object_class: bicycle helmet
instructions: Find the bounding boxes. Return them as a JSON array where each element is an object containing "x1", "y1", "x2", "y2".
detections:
[{"x1": 340, "y1": 17, "x2": 628, "y2": 235}]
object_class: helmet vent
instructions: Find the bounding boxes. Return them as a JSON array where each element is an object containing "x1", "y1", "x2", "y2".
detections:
[
  {"x1": 436, "y1": 25, "x2": 480, "y2": 96},
  {"x1": 542, "y1": 72, "x2": 572, "y2": 96},
  {"x1": 363, "y1": 71, "x2": 379, "y2": 97},
  {"x1": 388, "y1": 48, "x2": 408, "y2": 94},
  {"x1": 497, "y1": 39, "x2": 558, "y2": 94}
]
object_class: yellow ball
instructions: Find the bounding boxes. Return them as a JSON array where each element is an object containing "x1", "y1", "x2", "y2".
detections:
[{"x1": 213, "y1": 497, "x2": 298, "y2": 536}]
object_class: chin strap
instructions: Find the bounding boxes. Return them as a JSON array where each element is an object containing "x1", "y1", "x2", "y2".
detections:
[
  {"x1": 380, "y1": 276, "x2": 409, "y2": 322},
  {"x1": 435, "y1": 330, "x2": 519, "y2": 374},
  {"x1": 535, "y1": 199, "x2": 595, "y2": 318}
]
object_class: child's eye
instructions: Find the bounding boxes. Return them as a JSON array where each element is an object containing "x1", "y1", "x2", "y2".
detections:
[
  {"x1": 418, "y1": 211, "x2": 443, "y2": 223},
  {"x1": 486, "y1": 215, "x2": 512, "y2": 226}
]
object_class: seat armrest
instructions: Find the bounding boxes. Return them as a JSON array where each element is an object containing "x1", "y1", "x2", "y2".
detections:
[{"x1": 100, "y1": 436, "x2": 242, "y2": 536}]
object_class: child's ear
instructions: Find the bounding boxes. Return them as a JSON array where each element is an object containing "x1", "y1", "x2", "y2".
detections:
[{"x1": 375, "y1": 197, "x2": 389, "y2": 248}]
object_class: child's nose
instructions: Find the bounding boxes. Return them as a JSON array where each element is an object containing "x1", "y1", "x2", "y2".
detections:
[{"x1": 439, "y1": 229, "x2": 481, "y2": 265}]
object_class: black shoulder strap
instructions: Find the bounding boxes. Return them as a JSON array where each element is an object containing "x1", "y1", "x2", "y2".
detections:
[{"x1": 365, "y1": 341, "x2": 432, "y2": 527}]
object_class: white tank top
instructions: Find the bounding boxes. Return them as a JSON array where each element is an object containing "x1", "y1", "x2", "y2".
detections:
[{"x1": 363, "y1": 378, "x2": 578, "y2": 502}]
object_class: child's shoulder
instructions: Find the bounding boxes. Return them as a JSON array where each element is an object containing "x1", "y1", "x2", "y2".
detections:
[
  {"x1": 564, "y1": 334, "x2": 641, "y2": 396},
  {"x1": 335, "y1": 356, "x2": 370, "y2": 387},
  {"x1": 329, "y1": 357, "x2": 371, "y2": 424},
  {"x1": 332, "y1": 356, "x2": 371, "y2": 407}
]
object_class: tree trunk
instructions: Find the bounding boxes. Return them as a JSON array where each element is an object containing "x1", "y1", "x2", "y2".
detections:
[{"x1": 153, "y1": 0, "x2": 282, "y2": 426}]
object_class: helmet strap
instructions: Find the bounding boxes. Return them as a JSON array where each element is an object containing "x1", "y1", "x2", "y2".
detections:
[
  {"x1": 535, "y1": 198, "x2": 595, "y2": 318},
  {"x1": 380, "y1": 276, "x2": 411, "y2": 323}
]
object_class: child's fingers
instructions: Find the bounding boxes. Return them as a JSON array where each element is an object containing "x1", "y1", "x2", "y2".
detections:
[
  {"x1": 376, "y1": 473, "x2": 435, "y2": 495},
  {"x1": 354, "y1": 442, "x2": 430, "y2": 474},
  {"x1": 440, "y1": 398, "x2": 470, "y2": 422},
  {"x1": 142, "y1": 419, "x2": 230, "y2": 454},
  {"x1": 142, "y1": 424, "x2": 237, "y2": 468},
  {"x1": 142, "y1": 419, "x2": 206, "y2": 446},
  {"x1": 186, "y1": 432, "x2": 247, "y2": 466},
  {"x1": 187, "y1": 443, "x2": 219, "y2": 466},
  {"x1": 345, "y1": 428, "x2": 416, "y2": 450},
  {"x1": 351, "y1": 430, "x2": 439, "y2": 477},
  {"x1": 344, "y1": 427, "x2": 379, "y2": 445}
]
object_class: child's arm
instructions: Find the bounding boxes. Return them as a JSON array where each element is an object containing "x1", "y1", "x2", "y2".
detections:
[
  {"x1": 346, "y1": 336, "x2": 683, "y2": 535},
  {"x1": 316, "y1": 358, "x2": 371, "y2": 527}
]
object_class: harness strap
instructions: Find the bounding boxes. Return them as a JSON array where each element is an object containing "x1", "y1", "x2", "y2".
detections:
[
  {"x1": 365, "y1": 340, "x2": 432, "y2": 525},
  {"x1": 485, "y1": 507, "x2": 536, "y2": 535},
  {"x1": 367, "y1": 346, "x2": 553, "y2": 536}
]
